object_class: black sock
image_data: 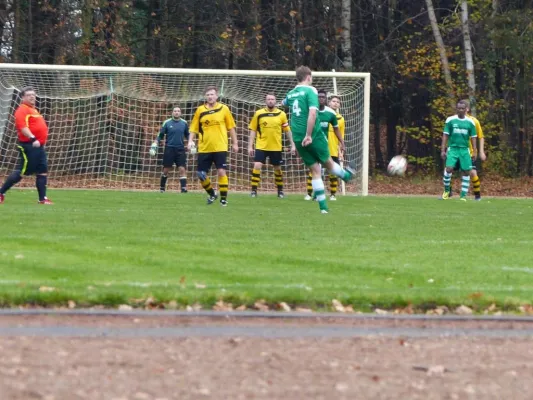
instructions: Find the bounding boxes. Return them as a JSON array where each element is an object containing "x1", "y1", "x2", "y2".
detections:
[
  {"x1": 180, "y1": 177, "x2": 187, "y2": 190},
  {"x1": 160, "y1": 174, "x2": 168, "y2": 191},
  {"x1": 0, "y1": 171, "x2": 22, "y2": 194},
  {"x1": 36, "y1": 175, "x2": 47, "y2": 201}
]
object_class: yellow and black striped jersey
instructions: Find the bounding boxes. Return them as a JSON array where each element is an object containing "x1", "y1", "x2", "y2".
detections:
[
  {"x1": 190, "y1": 102, "x2": 236, "y2": 153},
  {"x1": 328, "y1": 111, "x2": 345, "y2": 157},
  {"x1": 249, "y1": 107, "x2": 290, "y2": 151}
]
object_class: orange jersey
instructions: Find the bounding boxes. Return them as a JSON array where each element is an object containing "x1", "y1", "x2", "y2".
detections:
[{"x1": 14, "y1": 104, "x2": 48, "y2": 145}]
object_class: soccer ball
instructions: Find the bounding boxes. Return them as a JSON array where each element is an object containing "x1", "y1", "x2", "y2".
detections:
[{"x1": 387, "y1": 155, "x2": 407, "y2": 176}]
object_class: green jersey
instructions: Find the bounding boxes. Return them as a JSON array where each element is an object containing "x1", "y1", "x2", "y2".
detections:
[
  {"x1": 443, "y1": 115, "x2": 477, "y2": 148},
  {"x1": 282, "y1": 85, "x2": 321, "y2": 140},
  {"x1": 318, "y1": 106, "x2": 338, "y2": 137}
]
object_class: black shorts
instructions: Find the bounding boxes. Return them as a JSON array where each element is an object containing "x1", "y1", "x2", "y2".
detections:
[
  {"x1": 254, "y1": 149, "x2": 284, "y2": 166},
  {"x1": 331, "y1": 156, "x2": 340, "y2": 164},
  {"x1": 197, "y1": 152, "x2": 227, "y2": 171},
  {"x1": 162, "y1": 147, "x2": 186, "y2": 168},
  {"x1": 17, "y1": 143, "x2": 48, "y2": 175}
]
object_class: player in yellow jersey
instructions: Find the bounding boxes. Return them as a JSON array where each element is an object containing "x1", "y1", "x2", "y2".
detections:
[
  {"x1": 188, "y1": 86, "x2": 239, "y2": 206},
  {"x1": 449, "y1": 99, "x2": 486, "y2": 200},
  {"x1": 248, "y1": 93, "x2": 296, "y2": 198},
  {"x1": 327, "y1": 95, "x2": 345, "y2": 200}
]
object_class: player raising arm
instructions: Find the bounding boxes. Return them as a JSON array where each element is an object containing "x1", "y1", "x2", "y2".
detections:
[
  {"x1": 282, "y1": 66, "x2": 355, "y2": 214},
  {"x1": 150, "y1": 106, "x2": 189, "y2": 193},
  {"x1": 248, "y1": 93, "x2": 296, "y2": 198},
  {"x1": 188, "y1": 85, "x2": 238, "y2": 206}
]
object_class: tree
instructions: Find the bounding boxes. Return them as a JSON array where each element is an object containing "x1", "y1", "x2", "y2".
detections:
[{"x1": 460, "y1": 0, "x2": 476, "y2": 115}]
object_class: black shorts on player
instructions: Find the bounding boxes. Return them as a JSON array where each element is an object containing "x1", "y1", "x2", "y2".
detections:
[
  {"x1": 254, "y1": 149, "x2": 284, "y2": 166},
  {"x1": 197, "y1": 151, "x2": 227, "y2": 171},
  {"x1": 162, "y1": 147, "x2": 186, "y2": 168},
  {"x1": 17, "y1": 143, "x2": 48, "y2": 175}
]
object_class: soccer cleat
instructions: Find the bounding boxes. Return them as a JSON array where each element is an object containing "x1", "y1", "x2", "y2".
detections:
[
  {"x1": 304, "y1": 194, "x2": 313, "y2": 200},
  {"x1": 181, "y1": 189, "x2": 188, "y2": 193},
  {"x1": 160, "y1": 189, "x2": 165, "y2": 193},
  {"x1": 460, "y1": 196, "x2": 467, "y2": 202},
  {"x1": 320, "y1": 209, "x2": 329, "y2": 214},
  {"x1": 441, "y1": 191, "x2": 450, "y2": 200},
  {"x1": 277, "y1": 191, "x2": 284, "y2": 199},
  {"x1": 474, "y1": 195, "x2": 481, "y2": 201},
  {"x1": 38, "y1": 197, "x2": 53, "y2": 205},
  {"x1": 329, "y1": 195, "x2": 337, "y2": 201},
  {"x1": 220, "y1": 199, "x2": 228, "y2": 207},
  {"x1": 207, "y1": 192, "x2": 218, "y2": 205},
  {"x1": 250, "y1": 191, "x2": 257, "y2": 198},
  {"x1": 344, "y1": 162, "x2": 357, "y2": 181}
]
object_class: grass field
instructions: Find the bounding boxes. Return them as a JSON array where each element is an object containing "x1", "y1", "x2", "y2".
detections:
[{"x1": 0, "y1": 189, "x2": 532, "y2": 312}]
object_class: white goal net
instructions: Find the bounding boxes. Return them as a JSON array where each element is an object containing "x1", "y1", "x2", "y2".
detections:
[{"x1": 0, "y1": 64, "x2": 369, "y2": 195}]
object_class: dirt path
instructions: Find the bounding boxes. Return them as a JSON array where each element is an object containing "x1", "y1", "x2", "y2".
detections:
[{"x1": 1, "y1": 311, "x2": 532, "y2": 400}]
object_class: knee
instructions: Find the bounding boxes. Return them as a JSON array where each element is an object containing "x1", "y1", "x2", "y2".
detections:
[{"x1": 197, "y1": 171, "x2": 207, "y2": 181}]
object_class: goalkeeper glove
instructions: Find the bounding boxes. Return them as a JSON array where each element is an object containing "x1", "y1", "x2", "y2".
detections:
[
  {"x1": 149, "y1": 141, "x2": 158, "y2": 156},
  {"x1": 189, "y1": 142, "x2": 197, "y2": 155}
]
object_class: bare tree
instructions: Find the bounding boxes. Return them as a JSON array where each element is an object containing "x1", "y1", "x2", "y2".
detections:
[
  {"x1": 461, "y1": 0, "x2": 476, "y2": 115},
  {"x1": 340, "y1": 0, "x2": 352, "y2": 70},
  {"x1": 425, "y1": 0, "x2": 455, "y2": 109}
]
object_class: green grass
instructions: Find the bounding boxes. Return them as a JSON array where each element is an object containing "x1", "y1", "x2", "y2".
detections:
[{"x1": 0, "y1": 189, "x2": 532, "y2": 312}]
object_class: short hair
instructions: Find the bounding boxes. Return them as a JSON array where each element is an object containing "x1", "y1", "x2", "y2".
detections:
[
  {"x1": 20, "y1": 86, "x2": 36, "y2": 97},
  {"x1": 460, "y1": 99, "x2": 470, "y2": 109},
  {"x1": 172, "y1": 106, "x2": 181, "y2": 110},
  {"x1": 329, "y1": 95, "x2": 341, "y2": 101},
  {"x1": 317, "y1": 89, "x2": 327, "y2": 96},
  {"x1": 265, "y1": 92, "x2": 276, "y2": 98},
  {"x1": 295, "y1": 66, "x2": 312, "y2": 83},
  {"x1": 205, "y1": 85, "x2": 218, "y2": 94}
]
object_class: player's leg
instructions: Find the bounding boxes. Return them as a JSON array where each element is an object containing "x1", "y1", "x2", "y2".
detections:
[
  {"x1": 305, "y1": 172, "x2": 313, "y2": 200},
  {"x1": 251, "y1": 150, "x2": 266, "y2": 197},
  {"x1": 442, "y1": 149, "x2": 459, "y2": 199},
  {"x1": 309, "y1": 162, "x2": 328, "y2": 214},
  {"x1": 160, "y1": 147, "x2": 174, "y2": 192},
  {"x1": 270, "y1": 151, "x2": 285, "y2": 198},
  {"x1": 197, "y1": 153, "x2": 217, "y2": 204},
  {"x1": 329, "y1": 156, "x2": 340, "y2": 200},
  {"x1": 214, "y1": 152, "x2": 229, "y2": 206},
  {"x1": 0, "y1": 144, "x2": 29, "y2": 202},
  {"x1": 34, "y1": 147, "x2": 52, "y2": 204},
  {"x1": 470, "y1": 158, "x2": 481, "y2": 200},
  {"x1": 459, "y1": 150, "x2": 472, "y2": 200},
  {"x1": 177, "y1": 149, "x2": 188, "y2": 193}
]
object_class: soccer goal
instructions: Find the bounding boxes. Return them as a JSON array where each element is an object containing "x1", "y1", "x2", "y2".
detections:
[{"x1": 0, "y1": 64, "x2": 370, "y2": 195}]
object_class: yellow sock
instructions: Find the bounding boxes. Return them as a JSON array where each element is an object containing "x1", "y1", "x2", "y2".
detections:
[
  {"x1": 275, "y1": 170, "x2": 283, "y2": 192},
  {"x1": 219, "y1": 175, "x2": 229, "y2": 201},
  {"x1": 306, "y1": 173, "x2": 313, "y2": 196},
  {"x1": 329, "y1": 174, "x2": 338, "y2": 195},
  {"x1": 201, "y1": 177, "x2": 215, "y2": 196},
  {"x1": 251, "y1": 168, "x2": 260, "y2": 192},
  {"x1": 472, "y1": 175, "x2": 481, "y2": 197}
]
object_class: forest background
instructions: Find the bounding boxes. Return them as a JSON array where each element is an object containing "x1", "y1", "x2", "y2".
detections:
[{"x1": 1, "y1": 0, "x2": 532, "y2": 193}]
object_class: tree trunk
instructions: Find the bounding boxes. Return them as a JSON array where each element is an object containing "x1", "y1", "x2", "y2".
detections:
[
  {"x1": 461, "y1": 0, "x2": 476, "y2": 115},
  {"x1": 425, "y1": 0, "x2": 455, "y2": 110},
  {"x1": 340, "y1": 0, "x2": 352, "y2": 70}
]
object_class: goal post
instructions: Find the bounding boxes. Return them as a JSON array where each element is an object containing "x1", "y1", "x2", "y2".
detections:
[{"x1": 0, "y1": 64, "x2": 370, "y2": 195}]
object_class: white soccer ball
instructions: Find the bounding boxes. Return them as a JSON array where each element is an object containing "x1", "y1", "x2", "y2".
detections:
[{"x1": 387, "y1": 155, "x2": 407, "y2": 176}]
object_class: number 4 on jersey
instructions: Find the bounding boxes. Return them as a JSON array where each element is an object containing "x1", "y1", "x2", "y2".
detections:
[{"x1": 292, "y1": 100, "x2": 301, "y2": 117}]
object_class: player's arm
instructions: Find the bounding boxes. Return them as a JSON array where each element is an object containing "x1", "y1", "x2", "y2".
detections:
[
  {"x1": 470, "y1": 125, "x2": 477, "y2": 157},
  {"x1": 188, "y1": 109, "x2": 200, "y2": 151},
  {"x1": 225, "y1": 108, "x2": 238, "y2": 152},
  {"x1": 285, "y1": 128, "x2": 296, "y2": 155},
  {"x1": 248, "y1": 130, "x2": 257, "y2": 156},
  {"x1": 302, "y1": 107, "x2": 317, "y2": 147},
  {"x1": 150, "y1": 122, "x2": 165, "y2": 156},
  {"x1": 338, "y1": 118, "x2": 346, "y2": 159},
  {"x1": 441, "y1": 121, "x2": 450, "y2": 159},
  {"x1": 15, "y1": 109, "x2": 41, "y2": 147},
  {"x1": 475, "y1": 119, "x2": 486, "y2": 161}
]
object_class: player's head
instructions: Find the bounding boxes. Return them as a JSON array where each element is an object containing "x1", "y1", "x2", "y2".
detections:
[
  {"x1": 20, "y1": 86, "x2": 37, "y2": 106},
  {"x1": 456, "y1": 100, "x2": 467, "y2": 118},
  {"x1": 296, "y1": 66, "x2": 312, "y2": 85},
  {"x1": 317, "y1": 89, "x2": 328, "y2": 106},
  {"x1": 460, "y1": 98, "x2": 471, "y2": 113},
  {"x1": 172, "y1": 106, "x2": 181, "y2": 119},
  {"x1": 204, "y1": 85, "x2": 218, "y2": 105},
  {"x1": 329, "y1": 95, "x2": 341, "y2": 111},
  {"x1": 265, "y1": 93, "x2": 276, "y2": 109}
]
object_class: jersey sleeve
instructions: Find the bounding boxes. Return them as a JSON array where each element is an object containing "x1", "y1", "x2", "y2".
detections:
[
  {"x1": 224, "y1": 106, "x2": 236, "y2": 131},
  {"x1": 249, "y1": 111, "x2": 259, "y2": 131},
  {"x1": 280, "y1": 111, "x2": 290, "y2": 132},
  {"x1": 443, "y1": 119, "x2": 452, "y2": 135},
  {"x1": 189, "y1": 108, "x2": 201, "y2": 134},
  {"x1": 307, "y1": 87, "x2": 319, "y2": 110},
  {"x1": 14, "y1": 107, "x2": 30, "y2": 130},
  {"x1": 183, "y1": 121, "x2": 189, "y2": 140},
  {"x1": 330, "y1": 112, "x2": 339, "y2": 128},
  {"x1": 157, "y1": 121, "x2": 167, "y2": 141},
  {"x1": 470, "y1": 122, "x2": 477, "y2": 138}
]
